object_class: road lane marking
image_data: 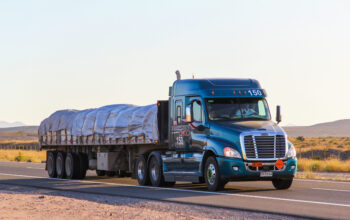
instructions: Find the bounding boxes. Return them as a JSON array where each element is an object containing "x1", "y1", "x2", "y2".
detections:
[
  {"x1": 295, "y1": 179, "x2": 350, "y2": 184},
  {"x1": 1, "y1": 172, "x2": 350, "y2": 208},
  {"x1": 313, "y1": 188, "x2": 350, "y2": 193},
  {"x1": 0, "y1": 161, "x2": 40, "y2": 164},
  {"x1": 0, "y1": 164, "x2": 44, "y2": 169}
]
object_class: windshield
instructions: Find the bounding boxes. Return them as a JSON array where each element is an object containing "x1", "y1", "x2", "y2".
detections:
[{"x1": 205, "y1": 98, "x2": 271, "y2": 121}]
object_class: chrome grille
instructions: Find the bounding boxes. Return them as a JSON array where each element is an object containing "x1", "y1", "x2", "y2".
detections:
[{"x1": 243, "y1": 135, "x2": 286, "y2": 159}]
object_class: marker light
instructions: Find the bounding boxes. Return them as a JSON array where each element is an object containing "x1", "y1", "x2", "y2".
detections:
[
  {"x1": 224, "y1": 147, "x2": 242, "y2": 158},
  {"x1": 233, "y1": 91, "x2": 236, "y2": 95},
  {"x1": 238, "y1": 91, "x2": 241, "y2": 95},
  {"x1": 262, "y1": 90, "x2": 266, "y2": 95},
  {"x1": 244, "y1": 91, "x2": 247, "y2": 95},
  {"x1": 211, "y1": 91, "x2": 215, "y2": 95}
]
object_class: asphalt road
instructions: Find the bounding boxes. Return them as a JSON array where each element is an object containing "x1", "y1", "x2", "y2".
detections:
[{"x1": 0, "y1": 161, "x2": 349, "y2": 219}]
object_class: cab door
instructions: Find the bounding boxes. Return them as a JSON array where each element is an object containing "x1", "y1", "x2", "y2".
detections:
[
  {"x1": 171, "y1": 98, "x2": 191, "y2": 151},
  {"x1": 188, "y1": 98, "x2": 208, "y2": 152},
  {"x1": 165, "y1": 98, "x2": 191, "y2": 172},
  {"x1": 182, "y1": 98, "x2": 208, "y2": 173}
]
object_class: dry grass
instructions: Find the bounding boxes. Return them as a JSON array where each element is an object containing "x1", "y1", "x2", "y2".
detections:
[
  {"x1": 0, "y1": 150, "x2": 46, "y2": 163},
  {"x1": 297, "y1": 158, "x2": 350, "y2": 172},
  {"x1": 289, "y1": 137, "x2": 350, "y2": 153},
  {"x1": 296, "y1": 172, "x2": 350, "y2": 181}
]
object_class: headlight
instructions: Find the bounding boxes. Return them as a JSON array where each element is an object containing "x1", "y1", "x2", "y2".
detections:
[
  {"x1": 224, "y1": 147, "x2": 242, "y2": 158},
  {"x1": 286, "y1": 143, "x2": 296, "y2": 158}
]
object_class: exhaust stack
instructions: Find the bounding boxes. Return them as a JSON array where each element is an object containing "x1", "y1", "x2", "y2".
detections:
[{"x1": 175, "y1": 70, "x2": 181, "y2": 80}]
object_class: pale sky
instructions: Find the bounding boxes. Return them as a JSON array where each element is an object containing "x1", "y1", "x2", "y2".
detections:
[{"x1": 1, "y1": 0, "x2": 349, "y2": 126}]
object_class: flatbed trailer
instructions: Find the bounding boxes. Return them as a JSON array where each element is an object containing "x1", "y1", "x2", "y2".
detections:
[{"x1": 39, "y1": 71, "x2": 297, "y2": 191}]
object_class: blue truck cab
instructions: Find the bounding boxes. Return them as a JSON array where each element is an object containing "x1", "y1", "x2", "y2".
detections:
[{"x1": 157, "y1": 76, "x2": 297, "y2": 191}]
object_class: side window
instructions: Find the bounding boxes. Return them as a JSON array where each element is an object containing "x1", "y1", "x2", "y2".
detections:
[
  {"x1": 257, "y1": 100, "x2": 266, "y2": 116},
  {"x1": 175, "y1": 100, "x2": 182, "y2": 125},
  {"x1": 176, "y1": 105, "x2": 181, "y2": 124},
  {"x1": 192, "y1": 100, "x2": 203, "y2": 122}
]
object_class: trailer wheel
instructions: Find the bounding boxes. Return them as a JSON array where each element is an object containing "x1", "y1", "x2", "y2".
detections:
[
  {"x1": 272, "y1": 178, "x2": 293, "y2": 190},
  {"x1": 77, "y1": 153, "x2": 88, "y2": 179},
  {"x1": 56, "y1": 152, "x2": 66, "y2": 179},
  {"x1": 136, "y1": 156, "x2": 150, "y2": 185},
  {"x1": 204, "y1": 156, "x2": 225, "y2": 191},
  {"x1": 65, "y1": 153, "x2": 77, "y2": 179},
  {"x1": 96, "y1": 170, "x2": 106, "y2": 176},
  {"x1": 47, "y1": 152, "x2": 57, "y2": 178},
  {"x1": 149, "y1": 156, "x2": 165, "y2": 187}
]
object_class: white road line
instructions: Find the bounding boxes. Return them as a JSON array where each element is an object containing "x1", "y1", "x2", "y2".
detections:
[
  {"x1": 0, "y1": 161, "x2": 38, "y2": 164},
  {"x1": 313, "y1": 188, "x2": 350, "y2": 193},
  {"x1": 1, "y1": 172, "x2": 350, "y2": 208},
  {"x1": 295, "y1": 178, "x2": 350, "y2": 184},
  {"x1": 26, "y1": 167, "x2": 45, "y2": 170}
]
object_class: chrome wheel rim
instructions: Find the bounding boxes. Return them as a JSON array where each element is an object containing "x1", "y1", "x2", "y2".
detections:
[
  {"x1": 151, "y1": 163, "x2": 157, "y2": 181},
  {"x1": 137, "y1": 161, "x2": 144, "y2": 180},
  {"x1": 207, "y1": 163, "x2": 216, "y2": 185}
]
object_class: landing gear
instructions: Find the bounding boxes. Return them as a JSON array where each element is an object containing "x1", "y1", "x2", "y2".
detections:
[
  {"x1": 96, "y1": 170, "x2": 106, "y2": 176},
  {"x1": 106, "y1": 171, "x2": 116, "y2": 177},
  {"x1": 272, "y1": 178, "x2": 293, "y2": 190},
  {"x1": 77, "y1": 153, "x2": 88, "y2": 179},
  {"x1": 204, "y1": 156, "x2": 226, "y2": 191}
]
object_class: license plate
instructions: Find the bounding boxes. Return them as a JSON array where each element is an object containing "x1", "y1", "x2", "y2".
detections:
[{"x1": 260, "y1": 171, "x2": 273, "y2": 177}]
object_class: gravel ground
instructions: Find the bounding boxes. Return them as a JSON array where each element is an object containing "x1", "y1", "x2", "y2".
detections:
[{"x1": 0, "y1": 184, "x2": 305, "y2": 220}]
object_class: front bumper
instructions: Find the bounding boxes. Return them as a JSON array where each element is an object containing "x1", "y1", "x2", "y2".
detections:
[{"x1": 217, "y1": 157, "x2": 297, "y2": 181}]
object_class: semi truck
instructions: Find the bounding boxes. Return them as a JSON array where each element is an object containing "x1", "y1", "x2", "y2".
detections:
[{"x1": 39, "y1": 71, "x2": 297, "y2": 191}]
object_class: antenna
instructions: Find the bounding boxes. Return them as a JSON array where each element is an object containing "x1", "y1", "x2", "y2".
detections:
[{"x1": 175, "y1": 70, "x2": 181, "y2": 80}]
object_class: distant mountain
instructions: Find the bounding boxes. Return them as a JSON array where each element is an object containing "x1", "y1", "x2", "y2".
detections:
[
  {"x1": 284, "y1": 119, "x2": 350, "y2": 137},
  {"x1": 0, "y1": 121, "x2": 26, "y2": 128},
  {"x1": 0, "y1": 126, "x2": 39, "y2": 141},
  {"x1": 0, "y1": 126, "x2": 39, "y2": 133}
]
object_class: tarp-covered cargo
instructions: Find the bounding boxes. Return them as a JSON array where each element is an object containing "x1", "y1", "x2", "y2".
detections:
[{"x1": 38, "y1": 104, "x2": 159, "y2": 145}]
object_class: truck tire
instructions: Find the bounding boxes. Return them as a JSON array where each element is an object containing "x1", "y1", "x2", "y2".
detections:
[
  {"x1": 272, "y1": 178, "x2": 293, "y2": 190},
  {"x1": 149, "y1": 156, "x2": 165, "y2": 187},
  {"x1": 56, "y1": 152, "x2": 66, "y2": 179},
  {"x1": 136, "y1": 156, "x2": 150, "y2": 185},
  {"x1": 204, "y1": 156, "x2": 226, "y2": 191},
  {"x1": 47, "y1": 151, "x2": 57, "y2": 178},
  {"x1": 65, "y1": 153, "x2": 78, "y2": 179},
  {"x1": 77, "y1": 153, "x2": 88, "y2": 179},
  {"x1": 96, "y1": 170, "x2": 106, "y2": 176}
]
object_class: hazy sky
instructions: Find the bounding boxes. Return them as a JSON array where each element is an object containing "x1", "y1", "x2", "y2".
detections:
[{"x1": 1, "y1": 0, "x2": 349, "y2": 126}]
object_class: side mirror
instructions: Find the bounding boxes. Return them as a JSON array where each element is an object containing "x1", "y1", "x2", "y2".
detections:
[
  {"x1": 276, "y1": 105, "x2": 282, "y2": 124},
  {"x1": 185, "y1": 106, "x2": 192, "y2": 123}
]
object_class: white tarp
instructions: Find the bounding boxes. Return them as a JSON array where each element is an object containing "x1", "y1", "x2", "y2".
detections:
[{"x1": 38, "y1": 104, "x2": 159, "y2": 140}]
